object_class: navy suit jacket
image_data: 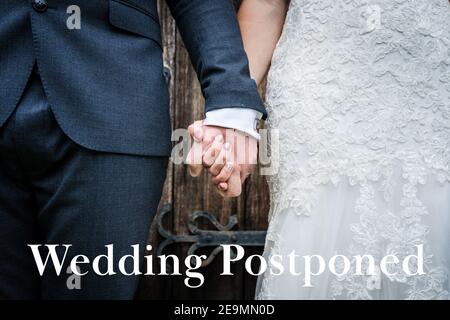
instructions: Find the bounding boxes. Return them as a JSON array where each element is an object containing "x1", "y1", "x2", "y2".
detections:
[{"x1": 0, "y1": 0, "x2": 266, "y2": 156}]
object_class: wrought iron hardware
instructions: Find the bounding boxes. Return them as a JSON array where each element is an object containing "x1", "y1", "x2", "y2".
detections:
[
  {"x1": 156, "y1": 203, "x2": 267, "y2": 267},
  {"x1": 163, "y1": 65, "x2": 171, "y2": 85}
]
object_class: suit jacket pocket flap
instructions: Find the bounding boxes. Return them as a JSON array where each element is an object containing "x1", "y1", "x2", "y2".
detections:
[{"x1": 109, "y1": 0, "x2": 162, "y2": 49}]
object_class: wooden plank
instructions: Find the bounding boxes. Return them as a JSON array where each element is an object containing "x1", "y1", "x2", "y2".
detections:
[
  {"x1": 138, "y1": 0, "x2": 270, "y2": 300},
  {"x1": 169, "y1": 20, "x2": 246, "y2": 298},
  {"x1": 137, "y1": 0, "x2": 176, "y2": 299}
]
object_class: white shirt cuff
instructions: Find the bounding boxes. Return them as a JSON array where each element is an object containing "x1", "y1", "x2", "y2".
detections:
[{"x1": 203, "y1": 108, "x2": 263, "y2": 140}]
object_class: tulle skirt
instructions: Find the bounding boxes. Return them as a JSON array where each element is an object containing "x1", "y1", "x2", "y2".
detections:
[{"x1": 256, "y1": 174, "x2": 450, "y2": 300}]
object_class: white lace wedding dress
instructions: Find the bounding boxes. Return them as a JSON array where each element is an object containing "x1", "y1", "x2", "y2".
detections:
[{"x1": 256, "y1": 0, "x2": 450, "y2": 300}]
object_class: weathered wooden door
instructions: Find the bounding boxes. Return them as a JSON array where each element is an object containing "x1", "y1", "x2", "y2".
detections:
[{"x1": 137, "y1": 0, "x2": 270, "y2": 300}]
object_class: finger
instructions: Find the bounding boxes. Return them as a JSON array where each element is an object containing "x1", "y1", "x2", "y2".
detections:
[
  {"x1": 201, "y1": 126, "x2": 221, "y2": 151},
  {"x1": 186, "y1": 121, "x2": 205, "y2": 177},
  {"x1": 186, "y1": 141, "x2": 203, "y2": 177},
  {"x1": 209, "y1": 141, "x2": 231, "y2": 176},
  {"x1": 202, "y1": 135, "x2": 224, "y2": 168},
  {"x1": 188, "y1": 120, "x2": 204, "y2": 142},
  {"x1": 218, "y1": 182, "x2": 228, "y2": 191},
  {"x1": 209, "y1": 147, "x2": 227, "y2": 176},
  {"x1": 217, "y1": 169, "x2": 242, "y2": 198},
  {"x1": 212, "y1": 162, "x2": 235, "y2": 185},
  {"x1": 239, "y1": 165, "x2": 255, "y2": 183}
]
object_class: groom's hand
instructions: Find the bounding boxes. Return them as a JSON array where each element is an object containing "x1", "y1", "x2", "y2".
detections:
[{"x1": 187, "y1": 121, "x2": 257, "y2": 197}]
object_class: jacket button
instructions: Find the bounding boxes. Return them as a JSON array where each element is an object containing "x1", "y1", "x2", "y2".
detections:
[{"x1": 32, "y1": 0, "x2": 48, "y2": 13}]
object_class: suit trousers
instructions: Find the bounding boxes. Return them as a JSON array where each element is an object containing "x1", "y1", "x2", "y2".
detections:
[{"x1": 0, "y1": 70, "x2": 168, "y2": 299}]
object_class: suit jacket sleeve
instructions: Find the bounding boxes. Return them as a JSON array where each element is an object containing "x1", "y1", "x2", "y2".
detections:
[{"x1": 165, "y1": 0, "x2": 267, "y2": 119}]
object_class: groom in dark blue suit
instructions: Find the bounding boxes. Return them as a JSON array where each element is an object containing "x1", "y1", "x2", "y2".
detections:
[{"x1": 0, "y1": 0, "x2": 266, "y2": 299}]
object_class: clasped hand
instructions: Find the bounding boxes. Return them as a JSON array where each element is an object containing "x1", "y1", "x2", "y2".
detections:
[{"x1": 186, "y1": 121, "x2": 257, "y2": 197}]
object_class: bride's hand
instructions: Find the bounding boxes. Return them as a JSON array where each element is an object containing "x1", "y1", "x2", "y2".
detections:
[{"x1": 187, "y1": 121, "x2": 257, "y2": 197}]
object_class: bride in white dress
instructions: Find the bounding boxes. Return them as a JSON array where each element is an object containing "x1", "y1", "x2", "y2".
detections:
[{"x1": 238, "y1": 0, "x2": 450, "y2": 299}]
